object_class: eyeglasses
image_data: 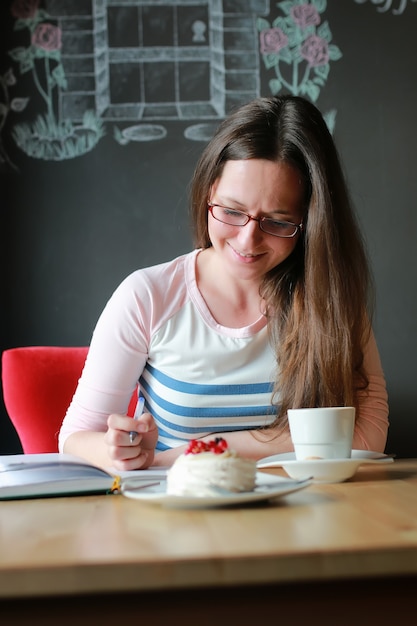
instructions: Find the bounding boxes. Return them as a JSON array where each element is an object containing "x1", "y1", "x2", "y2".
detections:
[{"x1": 208, "y1": 203, "x2": 303, "y2": 238}]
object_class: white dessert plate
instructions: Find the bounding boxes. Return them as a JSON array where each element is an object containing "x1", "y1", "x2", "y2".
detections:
[
  {"x1": 121, "y1": 472, "x2": 311, "y2": 509},
  {"x1": 256, "y1": 450, "x2": 394, "y2": 483}
]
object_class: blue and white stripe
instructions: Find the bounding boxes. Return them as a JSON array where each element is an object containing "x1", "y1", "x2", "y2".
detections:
[{"x1": 140, "y1": 300, "x2": 278, "y2": 450}]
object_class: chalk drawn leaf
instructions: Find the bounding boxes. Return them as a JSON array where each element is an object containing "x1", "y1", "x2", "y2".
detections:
[
  {"x1": 4, "y1": 68, "x2": 17, "y2": 86},
  {"x1": 311, "y1": 0, "x2": 328, "y2": 13},
  {"x1": 328, "y1": 44, "x2": 343, "y2": 61},
  {"x1": 13, "y1": 19, "x2": 31, "y2": 32},
  {"x1": 13, "y1": 9, "x2": 49, "y2": 30},
  {"x1": 52, "y1": 64, "x2": 67, "y2": 89},
  {"x1": 277, "y1": 1, "x2": 297, "y2": 17},
  {"x1": 313, "y1": 76, "x2": 325, "y2": 87},
  {"x1": 317, "y1": 21, "x2": 332, "y2": 43},
  {"x1": 324, "y1": 109, "x2": 337, "y2": 134},
  {"x1": 272, "y1": 15, "x2": 293, "y2": 32},
  {"x1": 314, "y1": 63, "x2": 330, "y2": 80},
  {"x1": 290, "y1": 26, "x2": 307, "y2": 47},
  {"x1": 262, "y1": 53, "x2": 281, "y2": 70},
  {"x1": 256, "y1": 17, "x2": 270, "y2": 31},
  {"x1": 32, "y1": 46, "x2": 60, "y2": 61},
  {"x1": 9, "y1": 46, "x2": 35, "y2": 74},
  {"x1": 8, "y1": 46, "x2": 28, "y2": 64},
  {"x1": 300, "y1": 24, "x2": 318, "y2": 38},
  {"x1": 11, "y1": 97, "x2": 29, "y2": 112},
  {"x1": 114, "y1": 126, "x2": 129, "y2": 145},
  {"x1": 300, "y1": 81, "x2": 320, "y2": 102},
  {"x1": 279, "y1": 46, "x2": 293, "y2": 64},
  {"x1": 37, "y1": 9, "x2": 50, "y2": 21},
  {"x1": 273, "y1": 15, "x2": 297, "y2": 40},
  {"x1": 269, "y1": 78, "x2": 283, "y2": 95}
]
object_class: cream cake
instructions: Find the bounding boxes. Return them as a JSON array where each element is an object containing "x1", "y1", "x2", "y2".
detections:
[{"x1": 166, "y1": 437, "x2": 257, "y2": 496}]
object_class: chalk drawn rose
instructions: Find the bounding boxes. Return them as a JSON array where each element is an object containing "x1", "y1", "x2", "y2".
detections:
[
  {"x1": 32, "y1": 23, "x2": 62, "y2": 51},
  {"x1": 290, "y1": 4, "x2": 321, "y2": 29},
  {"x1": 11, "y1": 0, "x2": 40, "y2": 19},
  {"x1": 260, "y1": 28, "x2": 289, "y2": 54},
  {"x1": 7, "y1": 3, "x2": 104, "y2": 163},
  {"x1": 300, "y1": 35, "x2": 329, "y2": 67},
  {"x1": 258, "y1": 3, "x2": 342, "y2": 122}
]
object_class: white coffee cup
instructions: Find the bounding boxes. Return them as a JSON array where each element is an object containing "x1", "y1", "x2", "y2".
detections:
[{"x1": 287, "y1": 406, "x2": 355, "y2": 461}]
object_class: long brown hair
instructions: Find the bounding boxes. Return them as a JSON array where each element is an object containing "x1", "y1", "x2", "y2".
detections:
[{"x1": 190, "y1": 95, "x2": 373, "y2": 425}]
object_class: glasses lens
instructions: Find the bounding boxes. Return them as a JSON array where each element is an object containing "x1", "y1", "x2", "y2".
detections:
[
  {"x1": 211, "y1": 205, "x2": 248, "y2": 226},
  {"x1": 261, "y1": 219, "x2": 298, "y2": 237}
]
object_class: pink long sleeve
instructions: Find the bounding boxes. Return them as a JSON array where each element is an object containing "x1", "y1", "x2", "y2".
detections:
[{"x1": 353, "y1": 331, "x2": 389, "y2": 452}]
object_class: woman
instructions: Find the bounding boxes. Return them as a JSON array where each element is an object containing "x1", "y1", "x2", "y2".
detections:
[{"x1": 59, "y1": 95, "x2": 389, "y2": 470}]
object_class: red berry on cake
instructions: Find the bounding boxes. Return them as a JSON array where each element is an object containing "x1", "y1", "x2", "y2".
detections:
[{"x1": 185, "y1": 437, "x2": 229, "y2": 455}]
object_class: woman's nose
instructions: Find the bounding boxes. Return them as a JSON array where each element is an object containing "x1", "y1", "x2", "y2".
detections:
[{"x1": 237, "y1": 216, "x2": 263, "y2": 244}]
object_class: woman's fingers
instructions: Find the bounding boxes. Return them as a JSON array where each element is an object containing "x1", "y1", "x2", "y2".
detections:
[{"x1": 104, "y1": 412, "x2": 158, "y2": 469}]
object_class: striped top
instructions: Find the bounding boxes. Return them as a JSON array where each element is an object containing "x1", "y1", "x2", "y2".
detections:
[{"x1": 59, "y1": 250, "x2": 277, "y2": 451}]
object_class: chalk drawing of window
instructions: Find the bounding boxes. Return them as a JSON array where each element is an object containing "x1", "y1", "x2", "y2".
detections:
[
  {"x1": 44, "y1": 0, "x2": 269, "y2": 141},
  {"x1": 106, "y1": 3, "x2": 211, "y2": 117}
]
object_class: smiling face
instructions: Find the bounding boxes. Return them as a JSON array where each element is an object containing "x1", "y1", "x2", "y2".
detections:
[{"x1": 208, "y1": 159, "x2": 305, "y2": 284}]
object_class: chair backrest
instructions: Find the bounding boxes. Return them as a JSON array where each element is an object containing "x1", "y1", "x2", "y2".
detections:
[
  {"x1": 2, "y1": 346, "x2": 89, "y2": 453},
  {"x1": 2, "y1": 346, "x2": 138, "y2": 454}
]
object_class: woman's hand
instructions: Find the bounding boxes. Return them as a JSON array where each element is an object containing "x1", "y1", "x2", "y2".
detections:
[{"x1": 104, "y1": 411, "x2": 158, "y2": 470}]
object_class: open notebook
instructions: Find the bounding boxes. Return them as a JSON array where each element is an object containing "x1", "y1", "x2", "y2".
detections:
[{"x1": 0, "y1": 453, "x2": 168, "y2": 500}]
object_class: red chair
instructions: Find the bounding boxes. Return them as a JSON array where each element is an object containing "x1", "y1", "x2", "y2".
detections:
[{"x1": 1, "y1": 346, "x2": 137, "y2": 453}]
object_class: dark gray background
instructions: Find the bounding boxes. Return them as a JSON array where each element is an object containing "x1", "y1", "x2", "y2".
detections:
[{"x1": 1, "y1": 1, "x2": 416, "y2": 456}]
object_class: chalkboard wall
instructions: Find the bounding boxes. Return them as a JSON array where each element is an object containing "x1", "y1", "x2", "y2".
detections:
[{"x1": 1, "y1": 0, "x2": 416, "y2": 457}]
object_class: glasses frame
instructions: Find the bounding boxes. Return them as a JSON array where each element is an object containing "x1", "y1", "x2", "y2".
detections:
[{"x1": 208, "y1": 203, "x2": 303, "y2": 238}]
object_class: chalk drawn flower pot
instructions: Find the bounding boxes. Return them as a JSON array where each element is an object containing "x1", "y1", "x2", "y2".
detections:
[{"x1": 12, "y1": 112, "x2": 104, "y2": 160}]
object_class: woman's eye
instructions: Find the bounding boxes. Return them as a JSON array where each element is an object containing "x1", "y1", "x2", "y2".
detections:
[
  {"x1": 223, "y1": 208, "x2": 244, "y2": 217},
  {"x1": 268, "y1": 219, "x2": 291, "y2": 229}
]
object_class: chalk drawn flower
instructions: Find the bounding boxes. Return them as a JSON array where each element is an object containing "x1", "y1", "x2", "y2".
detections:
[
  {"x1": 257, "y1": 1, "x2": 342, "y2": 104},
  {"x1": 260, "y1": 28, "x2": 289, "y2": 54},
  {"x1": 300, "y1": 35, "x2": 329, "y2": 67},
  {"x1": 290, "y1": 4, "x2": 320, "y2": 29},
  {"x1": 32, "y1": 23, "x2": 62, "y2": 51},
  {"x1": 11, "y1": 0, "x2": 39, "y2": 20},
  {"x1": 7, "y1": 4, "x2": 104, "y2": 162}
]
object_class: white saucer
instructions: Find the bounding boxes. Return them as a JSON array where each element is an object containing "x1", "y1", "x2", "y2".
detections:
[
  {"x1": 257, "y1": 450, "x2": 394, "y2": 483},
  {"x1": 121, "y1": 472, "x2": 311, "y2": 509}
]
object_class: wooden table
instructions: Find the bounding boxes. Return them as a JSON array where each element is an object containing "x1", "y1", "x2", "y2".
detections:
[{"x1": 1, "y1": 459, "x2": 417, "y2": 625}]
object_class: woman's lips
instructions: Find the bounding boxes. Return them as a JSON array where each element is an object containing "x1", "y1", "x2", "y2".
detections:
[{"x1": 229, "y1": 243, "x2": 265, "y2": 262}]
